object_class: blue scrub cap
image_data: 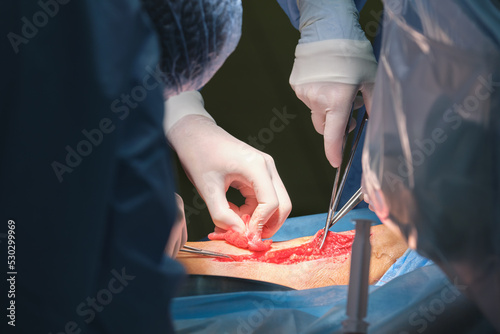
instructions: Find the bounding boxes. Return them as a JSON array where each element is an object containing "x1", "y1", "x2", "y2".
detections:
[{"x1": 143, "y1": 0, "x2": 242, "y2": 98}]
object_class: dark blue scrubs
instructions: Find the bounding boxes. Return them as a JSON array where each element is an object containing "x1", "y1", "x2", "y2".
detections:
[{"x1": 1, "y1": 1, "x2": 183, "y2": 333}]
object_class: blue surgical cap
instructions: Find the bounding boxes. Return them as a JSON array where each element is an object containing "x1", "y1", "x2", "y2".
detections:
[{"x1": 143, "y1": 0, "x2": 242, "y2": 98}]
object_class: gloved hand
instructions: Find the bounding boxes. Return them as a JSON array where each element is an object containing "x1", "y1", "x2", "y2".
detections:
[
  {"x1": 289, "y1": 0, "x2": 378, "y2": 167},
  {"x1": 165, "y1": 91, "x2": 292, "y2": 239},
  {"x1": 165, "y1": 193, "x2": 188, "y2": 257},
  {"x1": 292, "y1": 81, "x2": 370, "y2": 167}
]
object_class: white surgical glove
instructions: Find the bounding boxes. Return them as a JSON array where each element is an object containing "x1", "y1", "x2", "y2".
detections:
[
  {"x1": 165, "y1": 91, "x2": 291, "y2": 238},
  {"x1": 290, "y1": 0, "x2": 378, "y2": 167}
]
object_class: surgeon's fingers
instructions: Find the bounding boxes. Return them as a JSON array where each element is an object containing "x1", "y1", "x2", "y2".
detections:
[
  {"x1": 361, "y1": 83, "x2": 374, "y2": 115},
  {"x1": 311, "y1": 111, "x2": 356, "y2": 136},
  {"x1": 260, "y1": 159, "x2": 291, "y2": 238},
  {"x1": 238, "y1": 155, "x2": 282, "y2": 237},
  {"x1": 323, "y1": 105, "x2": 355, "y2": 167},
  {"x1": 231, "y1": 182, "x2": 258, "y2": 220},
  {"x1": 310, "y1": 110, "x2": 327, "y2": 135},
  {"x1": 363, "y1": 192, "x2": 375, "y2": 212},
  {"x1": 353, "y1": 95, "x2": 365, "y2": 110},
  {"x1": 298, "y1": 83, "x2": 360, "y2": 167},
  {"x1": 201, "y1": 178, "x2": 246, "y2": 234}
]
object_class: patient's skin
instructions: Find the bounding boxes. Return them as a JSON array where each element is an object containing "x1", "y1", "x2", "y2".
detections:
[{"x1": 176, "y1": 225, "x2": 408, "y2": 290}]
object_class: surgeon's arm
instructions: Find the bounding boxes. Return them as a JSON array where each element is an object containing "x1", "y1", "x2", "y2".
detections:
[
  {"x1": 279, "y1": 0, "x2": 377, "y2": 167},
  {"x1": 165, "y1": 91, "x2": 292, "y2": 240}
]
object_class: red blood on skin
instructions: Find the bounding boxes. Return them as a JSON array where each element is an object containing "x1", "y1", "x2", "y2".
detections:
[
  {"x1": 215, "y1": 229, "x2": 356, "y2": 265},
  {"x1": 208, "y1": 214, "x2": 273, "y2": 251}
]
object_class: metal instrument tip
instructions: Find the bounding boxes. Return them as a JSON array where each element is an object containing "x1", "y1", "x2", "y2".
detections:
[{"x1": 319, "y1": 227, "x2": 329, "y2": 250}]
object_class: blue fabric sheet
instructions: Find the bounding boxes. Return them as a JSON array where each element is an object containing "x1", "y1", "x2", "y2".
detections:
[
  {"x1": 173, "y1": 265, "x2": 457, "y2": 333},
  {"x1": 376, "y1": 248, "x2": 433, "y2": 287},
  {"x1": 270, "y1": 208, "x2": 379, "y2": 241}
]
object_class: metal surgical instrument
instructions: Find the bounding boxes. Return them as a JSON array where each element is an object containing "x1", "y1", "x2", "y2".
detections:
[
  {"x1": 319, "y1": 111, "x2": 368, "y2": 249},
  {"x1": 179, "y1": 245, "x2": 233, "y2": 259},
  {"x1": 342, "y1": 219, "x2": 373, "y2": 334},
  {"x1": 327, "y1": 187, "x2": 364, "y2": 229}
]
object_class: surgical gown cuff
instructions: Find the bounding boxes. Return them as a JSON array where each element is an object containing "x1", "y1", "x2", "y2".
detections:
[
  {"x1": 298, "y1": 0, "x2": 366, "y2": 43},
  {"x1": 289, "y1": 39, "x2": 377, "y2": 86},
  {"x1": 276, "y1": 0, "x2": 300, "y2": 30},
  {"x1": 164, "y1": 91, "x2": 215, "y2": 134}
]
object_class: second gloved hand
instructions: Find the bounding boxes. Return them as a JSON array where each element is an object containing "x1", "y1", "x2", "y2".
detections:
[
  {"x1": 166, "y1": 100, "x2": 291, "y2": 240},
  {"x1": 288, "y1": 0, "x2": 378, "y2": 167},
  {"x1": 293, "y1": 81, "x2": 370, "y2": 167}
]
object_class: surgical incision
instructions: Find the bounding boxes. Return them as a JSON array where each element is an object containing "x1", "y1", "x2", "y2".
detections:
[
  {"x1": 215, "y1": 229, "x2": 355, "y2": 265},
  {"x1": 178, "y1": 224, "x2": 407, "y2": 289}
]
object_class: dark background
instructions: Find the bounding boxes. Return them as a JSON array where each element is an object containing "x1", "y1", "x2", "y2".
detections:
[{"x1": 172, "y1": 0, "x2": 383, "y2": 241}]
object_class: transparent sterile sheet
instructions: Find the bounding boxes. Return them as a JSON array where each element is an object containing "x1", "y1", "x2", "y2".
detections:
[{"x1": 362, "y1": 0, "x2": 500, "y2": 329}]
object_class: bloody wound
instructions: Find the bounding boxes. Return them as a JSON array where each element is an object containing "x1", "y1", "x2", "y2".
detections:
[{"x1": 216, "y1": 229, "x2": 356, "y2": 265}]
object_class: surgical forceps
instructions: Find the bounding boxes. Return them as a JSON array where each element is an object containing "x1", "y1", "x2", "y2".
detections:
[
  {"x1": 180, "y1": 245, "x2": 233, "y2": 259},
  {"x1": 319, "y1": 110, "x2": 368, "y2": 249}
]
